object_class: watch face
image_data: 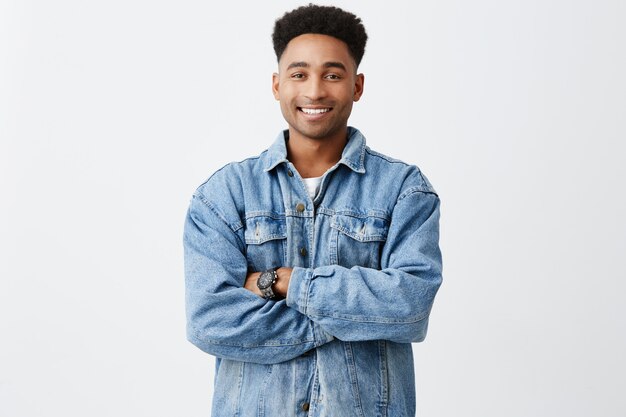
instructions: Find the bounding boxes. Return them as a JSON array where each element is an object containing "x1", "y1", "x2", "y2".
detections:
[{"x1": 258, "y1": 272, "x2": 274, "y2": 289}]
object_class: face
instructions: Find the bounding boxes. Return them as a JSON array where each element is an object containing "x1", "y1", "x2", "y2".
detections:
[{"x1": 272, "y1": 34, "x2": 364, "y2": 142}]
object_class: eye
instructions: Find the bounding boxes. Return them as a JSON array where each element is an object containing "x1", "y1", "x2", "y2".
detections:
[
  {"x1": 291, "y1": 73, "x2": 305, "y2": 79},
  {"x1": 325, "y1": 74, "x2": 341, "y2": 80}
]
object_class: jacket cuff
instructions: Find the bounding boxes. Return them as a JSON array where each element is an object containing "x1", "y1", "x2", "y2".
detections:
[
  {"x1": 286, "y1": 266, "x2": 313, "y2": 314},
  {"x1": 312, "y1": 322, "x2": 334, "y2": 346}
]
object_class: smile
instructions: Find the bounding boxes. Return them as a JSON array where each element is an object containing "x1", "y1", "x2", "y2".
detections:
[{"x1": 298, "y1": 107, "x2": 332, "y2": 115}]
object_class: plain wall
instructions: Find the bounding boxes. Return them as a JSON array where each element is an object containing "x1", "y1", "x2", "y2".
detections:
[{"x1": 1, "y1": 1, "x2": 625, "y2": 416}]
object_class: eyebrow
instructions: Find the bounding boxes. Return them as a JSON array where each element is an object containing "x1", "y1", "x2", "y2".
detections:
[{"x1": 286, "y1": 61, "x2": 347, "y2": 71}]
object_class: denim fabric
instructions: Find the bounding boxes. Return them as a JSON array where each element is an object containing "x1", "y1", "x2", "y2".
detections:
[{"x1": 184, "y1": 127, "x2": 442, "y2": 417}]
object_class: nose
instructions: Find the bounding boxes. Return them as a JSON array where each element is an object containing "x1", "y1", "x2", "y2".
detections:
[{"x1": 304, "y1": 77, "x2": 327, "y2": 101}]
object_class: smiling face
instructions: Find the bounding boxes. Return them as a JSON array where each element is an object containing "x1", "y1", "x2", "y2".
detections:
[{"x1": 272, "y1": 34, "x2": 364, "y2": 143}]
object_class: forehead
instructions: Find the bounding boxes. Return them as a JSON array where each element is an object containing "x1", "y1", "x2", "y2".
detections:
[{"x1": 279, "y1": 33, "x2": 355, "y2": 71}]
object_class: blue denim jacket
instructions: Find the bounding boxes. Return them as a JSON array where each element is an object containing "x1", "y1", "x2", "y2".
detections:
[{"x1": 184, "y1": 127, "x2": 442, "y2": 417}]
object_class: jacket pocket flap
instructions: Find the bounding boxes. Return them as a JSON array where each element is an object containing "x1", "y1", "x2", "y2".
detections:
[
  {"x1": 330, "y1": 214, "x2": 389, "y2": 242},
  {"x1": 244, "y1": 216, "x2": 287, "y2": 244}
]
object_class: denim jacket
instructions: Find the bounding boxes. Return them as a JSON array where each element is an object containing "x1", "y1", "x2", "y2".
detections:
[{"x1": 184, "y1": 127, "x2": 442, "y2": 417}]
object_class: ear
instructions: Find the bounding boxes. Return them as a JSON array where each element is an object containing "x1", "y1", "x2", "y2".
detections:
[
  {"x1": 353, "y1": 73, "x2": 365, "y2": 102},
  {"x1": 272, "y1": 72, "x2": 280, "y2": 101}
]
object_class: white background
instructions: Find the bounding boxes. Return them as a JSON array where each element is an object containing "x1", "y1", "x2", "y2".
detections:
[{"x1": 1, "y1": 1, "x2": 625, "y2": 416}]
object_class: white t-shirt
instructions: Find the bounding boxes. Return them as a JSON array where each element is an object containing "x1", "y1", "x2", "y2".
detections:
[{"x1": 302, "y1": 176, "x2": 322, "y2": 199}]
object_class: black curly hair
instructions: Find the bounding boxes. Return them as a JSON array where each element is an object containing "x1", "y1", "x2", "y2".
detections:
[{"x1": 272, "y1": 4, "x2": 368, "y2": 68}]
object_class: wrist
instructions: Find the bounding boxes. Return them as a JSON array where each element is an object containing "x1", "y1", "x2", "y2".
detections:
[
  {"x1": 257, "y1": 268, "x2": 278, "y2": 299},
  {"x1": 273, "y1": 267, "x2": 293, "y2": 298}
]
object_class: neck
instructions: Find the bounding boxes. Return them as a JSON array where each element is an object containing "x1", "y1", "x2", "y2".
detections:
[{"x1": 286, "y1": 128, "x2": 348, "y2": 178}]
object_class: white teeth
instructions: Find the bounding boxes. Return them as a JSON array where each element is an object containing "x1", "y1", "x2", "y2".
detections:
[{"x1": 300, "y1": 108, "x2": 331, "y2": 115}]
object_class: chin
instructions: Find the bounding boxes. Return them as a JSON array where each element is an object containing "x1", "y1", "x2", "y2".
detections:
[
  {"x1": 298, "y1": 129, "x2": 335, "y2": 140},
  {"x1": 294, "y1": 123, "x2": 343, "y2": 140}
]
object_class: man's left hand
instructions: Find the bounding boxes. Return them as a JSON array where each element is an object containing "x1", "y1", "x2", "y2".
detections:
[{"x1": 244, "y1": 267, "x2": 293, "y2": 298}]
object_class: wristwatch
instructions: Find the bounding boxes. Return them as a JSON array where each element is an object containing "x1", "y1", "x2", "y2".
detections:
[{"x1": 257, "y1": 268, "x2": 278, "y2": 299}]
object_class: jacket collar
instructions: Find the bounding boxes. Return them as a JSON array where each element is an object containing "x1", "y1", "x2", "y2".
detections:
[{"x1": 262, "y1": 126, "x2": 366, "y2": 174}]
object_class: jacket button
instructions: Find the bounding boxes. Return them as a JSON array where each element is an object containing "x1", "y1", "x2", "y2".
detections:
[
  {"x1": 296, "y1": 203, "x2": 305, "y2": 212},
  {"x1": 287, "y1": 169, "x2": 294, "y2": 177},
  {"x1": 300, "y1": 248, "x2": 307, "y2": 257},
  {"x1": 301, "y1": 402, "x2": 310, "y2": 412}
]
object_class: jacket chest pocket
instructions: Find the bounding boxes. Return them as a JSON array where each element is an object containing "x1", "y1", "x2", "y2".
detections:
[
  {"x1": 329, "y1": 213, "x2": 389, "y2": 270},
  {"x1": 244, "y1": 215, "x2": 287, "y2": 272}
]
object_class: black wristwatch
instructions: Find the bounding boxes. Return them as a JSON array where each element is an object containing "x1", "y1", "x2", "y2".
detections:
[{"x1": 257, "y1": 268, "x2": 278, "y2": 299}]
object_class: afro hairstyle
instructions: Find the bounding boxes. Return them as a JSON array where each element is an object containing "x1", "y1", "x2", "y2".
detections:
[{"x1": 272, "y1": 4, "x2": 368, "y2": 68}]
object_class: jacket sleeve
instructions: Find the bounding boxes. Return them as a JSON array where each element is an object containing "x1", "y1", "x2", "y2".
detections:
[
  {"x1": 184, "y1": 191, "x2": 334, "y2": 365},
  {"x1": 286, "y1": 187, "x2": 443, "y2": 344}
]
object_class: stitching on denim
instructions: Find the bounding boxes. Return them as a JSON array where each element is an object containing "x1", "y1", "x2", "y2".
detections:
[
  {"x1": 397, "y1": 187, "x2": 438, "y2": 202},
  {"x1": 316, "y1": 207, "x2": 390, "y2": 219},
  {"x1": 191, "y1": 332, "x2": 316, "y2": 348},
  {"x1": 301, "y1": 269, "x2": 314, "y2": 315},
  {"x1": 243, "y1": 215, "x2": 287, "y2": 245},
  {"x1": 364, "y1": 148, "x2": 411, "y2": 165},
  {"x1": 257, "y1": 364, "x2": 273, "y2": 417},
  {"x1": 195, "y1": 193, "x2": 244, "y2": 233},
  {"x1": 378, "y1": 340, "x2": 389, "y2": 415},
  {"x1": 305, "y1": 308, "x2": 431, "y2": 324},
  {"x1": 337, "y1": 128, "x2": 366, "y2": 172},
  {"x1": 330, "y1": 223, "x2": 388, "y2": 242},
  {"x1": 244, "y1": 211, "x2": 286, "y2": 219},
  {"x1": 193, "y1": 194, "x2": 245, "y2": 253},
  {"x1": 234, "y1": 361, "x2": 244, "y2": 417},
  {"x1": 344, "y1": 342, "x2": 366, "y2": 417},
  {"x1": 357, "y1": 139, "x2": 366, "y2": 171}
]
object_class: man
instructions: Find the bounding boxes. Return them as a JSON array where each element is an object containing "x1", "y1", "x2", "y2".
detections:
[{"x1": 184, "y1": 5, "x2": 442, "y2": 417}]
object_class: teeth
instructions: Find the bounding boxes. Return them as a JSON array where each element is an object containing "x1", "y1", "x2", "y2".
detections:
[{"x1": 300, "y1": 108, "x2": 331, "y2": 115}]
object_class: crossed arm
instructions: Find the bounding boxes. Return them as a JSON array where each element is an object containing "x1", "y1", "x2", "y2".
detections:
[{"x1": 185, "y1": 188, "x2": 442, "y2": 364}]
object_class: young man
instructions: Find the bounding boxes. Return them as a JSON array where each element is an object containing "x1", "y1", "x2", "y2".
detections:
[{"x1": 184, "y1": 5, "x2": 442, "y2": 417}]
